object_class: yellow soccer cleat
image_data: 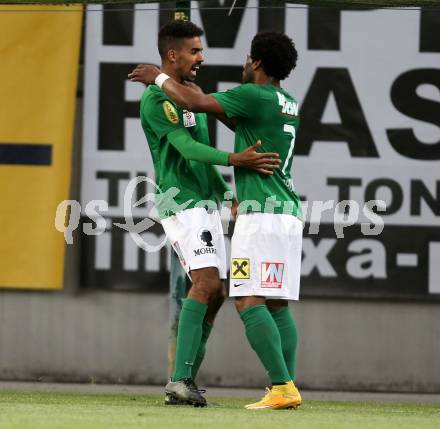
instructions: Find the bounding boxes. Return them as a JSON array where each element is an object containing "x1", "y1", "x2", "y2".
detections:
[{"x1": 245, "y1": 381, "x2": 302, "y2": 410}]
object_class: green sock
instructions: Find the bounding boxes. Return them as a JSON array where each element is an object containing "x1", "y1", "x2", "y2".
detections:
[
  {"x1": 173, "y1": 298, "x2": 208, "y2": 381},
  {"x1": 192, "y1": 320, "x2": 213, "y2": 379},
  {"x1": 239, "y1": 305, "x2": 290, "y2": 384},
  {"x1": 270, "y1": 307, "x2": 298, "y2": 380}
]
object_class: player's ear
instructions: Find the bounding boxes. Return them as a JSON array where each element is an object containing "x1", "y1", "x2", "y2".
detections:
[
  {"x1": 252, "y1": 59, "x2": 262, "y2": 71},
  {"x1": 167, "y1": 49, "x2": 177, "y2": 64}
]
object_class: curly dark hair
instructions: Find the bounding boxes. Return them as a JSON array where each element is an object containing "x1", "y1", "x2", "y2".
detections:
[
  {"x1": 158, "y1": 20, "x2": 204, "y2": 59},
  {"x1": 250, "y1": 32, "x2": 298, "y2": 80}
]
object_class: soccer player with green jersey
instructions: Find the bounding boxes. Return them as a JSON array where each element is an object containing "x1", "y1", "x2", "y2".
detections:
[
  {"x1": 136, "y1": 22, "x2": 281, "y2": 407},
  {"x1": 130, "y1": 31, "x2": 303, "y2": 410}
]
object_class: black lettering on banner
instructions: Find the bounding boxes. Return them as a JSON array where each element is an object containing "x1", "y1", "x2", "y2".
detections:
[
  {"x1": 258, "y1": 0, "x2": 285, "y2": 32},
  {"x1": 387, "y1": 69, "x2": 440, "y2": 160},
  {"x1": 103, "y1": 4, "x2": 134, "y2": 46},
  {"x1": 136, "y1": 171, "x2": 148, "y2": 208},
  {"x1": 307, "y1": 7, "x2": 376, "y2": 51},
  {"x1": 96, "y1": 171, "x2": 130, "y2": 207},
  {"x1": 411, "y1": 180, "x2": 440, "y2": 216},
  {"x1": 308, "y1": 8, "x2": 341, "y2": 51},
  {"x1": 365, "y1": 179, "x2": 403, "y2": 216},
  {"x1": 198, "y1": 0, "x2": 248, "y2": 48},
  {"x1": 296, "y1": 68, "x2": 378, "y2": 158},
  {"x1": 159, "y1": 1, "x2": 175, "y2": 29},
  {"x1": 420, "y1": 9, "x2": 440, "y2": 52},
  {"x1": 99, "y1": 63, "x2": 141, "y2": 151},
  {"x1": 327, "y1": 178, "x2": 362, "y2": 213},
  {"x1": 0, "y1": 143, "x2": 52, "y2": 166}
]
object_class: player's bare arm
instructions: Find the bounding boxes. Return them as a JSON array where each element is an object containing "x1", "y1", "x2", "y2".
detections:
[
  {"x1": 130, "y1": 65, "x2": 236, "y2": 129},
  {"x1": 129, "y1": 64, "x2": 224, "y2": 114},
  {"x1": 131, "y1": 66, "x2": 280, "y2": 173},
  {"x1": 184, "y1": 82, "x2": 236, "y2": 130}
]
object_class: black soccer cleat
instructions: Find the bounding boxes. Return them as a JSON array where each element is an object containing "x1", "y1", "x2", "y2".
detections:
[
  {"x1": 164, "y1": 392, "x2": 192, "y2": 406},
  {"x1": 165, "y1": 378, "x2": 207, "y2": 407}
]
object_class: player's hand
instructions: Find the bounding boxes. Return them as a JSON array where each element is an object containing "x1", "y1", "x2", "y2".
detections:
[
  {"x1": 228, "y1": 140, "x2": 281, "y2": 175},
  {"x1": 128, "y1": 64, "x2": 161, "y2": 85}
]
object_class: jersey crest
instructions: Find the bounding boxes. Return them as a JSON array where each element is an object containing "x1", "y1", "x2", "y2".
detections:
[{"x1": 162, "y1": 101, "x2": 179, "y2": 124}]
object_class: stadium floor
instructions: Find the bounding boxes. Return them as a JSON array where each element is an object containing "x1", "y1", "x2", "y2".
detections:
[{"x1": 1, "y1": 381, "x2": 439, "y2": 404}]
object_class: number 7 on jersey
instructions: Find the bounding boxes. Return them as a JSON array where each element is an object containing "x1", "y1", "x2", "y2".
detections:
[{"x1": 282, "y1": 124, "x2": 296, "y2": 175}]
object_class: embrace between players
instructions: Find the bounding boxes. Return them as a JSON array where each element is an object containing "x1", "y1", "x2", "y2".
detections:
[{"x1": 128, "y1": 20, "x2": 303, "y2": 410}]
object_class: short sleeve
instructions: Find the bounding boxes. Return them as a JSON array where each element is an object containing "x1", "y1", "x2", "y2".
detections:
[
  {"x1": 211, "y1": 84, "x2": 260, "y2": 119},
  {"x1": 141, "y1": 93, "x2": 182, "y2": 139}
]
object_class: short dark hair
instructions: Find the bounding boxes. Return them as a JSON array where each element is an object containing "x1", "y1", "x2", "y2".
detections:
[
  {"x1": 250, "y1": 32, "x2": 298, "y2": 80},
  {"x1": 158, "y1": 20, "x2": 204, "y2": 59}
]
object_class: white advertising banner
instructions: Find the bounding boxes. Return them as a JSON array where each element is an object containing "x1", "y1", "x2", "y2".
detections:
[{"x1": 81, "y1": 2, "x2": 440, "y2": 297}]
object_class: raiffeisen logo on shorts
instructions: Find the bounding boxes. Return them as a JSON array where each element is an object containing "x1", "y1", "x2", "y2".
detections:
[
  {"x1": 261, "y1": 262, "x2": 285, "y2": 288},
  {"x1": 231, "y1": 258, "x2": 250, "y2": 279}
]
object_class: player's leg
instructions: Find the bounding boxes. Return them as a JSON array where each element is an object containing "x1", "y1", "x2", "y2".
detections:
[
  {"x1": 192, "y1": 281, "x2": 226, "y2": 379},
  {"x1": 167, "y1": 279, "x2": 225, "y2": 406},
  {"x1": 230, "y1": 212, "x2": 301, "y2": 409},
  {"x1": 165, "y1": 267, "x2": 222, "y2": 406},
  {"x1": 267, "y1": 299, "x2": 298, "y2": 381},
  {"x1": 164, "y1": 272, "x2": 224, "y2": 406},
  {"x1": 191, "y1": 209, "x2": 228, "y2": 380},
  {"x1": 265, "y1": 213, "x2": 302, "y2": 381},
  {"x1": 231, "y1": 214, "x2": 290, "y2": 385},
  {"x1": 235, "y1": 296, "x2": 291, "y2": 385},
  {"x1": 172, "y1": 266, "x2": 223, "y2": 381},
  {"x1": 235, "y1": 296, "x2": 301, "y2": 410},
  {"x1": 163, "y1": 208, "x2": 226, "y2": 406}
]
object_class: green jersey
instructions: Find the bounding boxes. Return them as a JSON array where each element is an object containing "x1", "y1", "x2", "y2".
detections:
[
  {"x1": 141, "y1": 85, "x2": 224, "y2": 218},
  {"x1": 212, "y1": 83, "x2": 302, "y2": 218}
]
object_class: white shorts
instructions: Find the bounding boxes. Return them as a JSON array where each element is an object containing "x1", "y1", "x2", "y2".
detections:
[
  {"x1": 229, "y1": 213, "x2": 303, "y2": 300},
  {"x1": 161, "y1": 207, "x2": 227, "y2": 280}
]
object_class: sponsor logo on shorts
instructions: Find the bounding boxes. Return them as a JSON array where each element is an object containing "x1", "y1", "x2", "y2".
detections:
[
  {"x1": 233, "y1": 282, "x2": 245, "y2": 287},
  {"x1": 198, "y1": 228, "x2": 214, "y2": 247},
  {"x1": 173, "y1": 241, "x2": 186, "y2": 267},
  {"x1": 261, "y1": 262, "x2": 284, "y2": 288},
  {"x1": 194, "y1": 247, "x2": 217, "y2": 256},
  {"x1": 231, "y1": 258, "x2": 250, "y2": 279}
]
